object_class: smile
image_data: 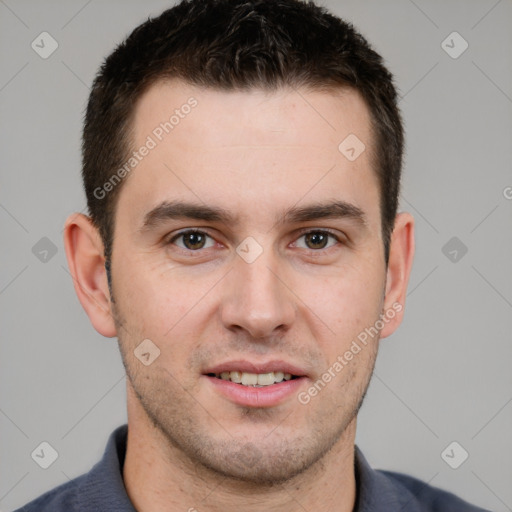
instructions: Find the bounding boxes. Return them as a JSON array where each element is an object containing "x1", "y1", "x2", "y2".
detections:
[{"x1": 208, "y1": 371, "x2": 298, "y2": 387}]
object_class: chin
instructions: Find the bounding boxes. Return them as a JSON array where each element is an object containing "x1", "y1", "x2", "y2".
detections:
[
  {"x1": 197, "y1": 444, "x2": 315, "y2": 485},
  {"x1": 169, "y1": 426, "x2": 345, "y2": 486}
]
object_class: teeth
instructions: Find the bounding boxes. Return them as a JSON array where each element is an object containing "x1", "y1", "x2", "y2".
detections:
[
  {"x1": 241, "y1": 373, "x2": 258, "y2": 386},
  {"x1": 257, "y1": 372, "x2": 275, "y2": 386},
  {"x1": 215, "y1": 371, "x2": 295, "y2": 386},
  {"x1": 230, "y1": 371, "x2": 242, "y2": 383}
]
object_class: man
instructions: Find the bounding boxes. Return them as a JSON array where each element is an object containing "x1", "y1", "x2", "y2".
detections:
[{"x1": 17, "y1": 0, "x2": 490, "y2": 510}]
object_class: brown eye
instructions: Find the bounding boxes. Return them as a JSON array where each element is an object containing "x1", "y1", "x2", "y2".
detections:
[
  {"x1": 294, "y1": 230, "x2": 339, "y2": 251},
  {"x1": 304, "y1": 232, "x2": 329, "y2": 249},
  {"x1": 183, "y1": 232, "x2": 206, "y2": 250},
  {"x1": 170, "y1": 230, "x2": 215, "y2": 250}
]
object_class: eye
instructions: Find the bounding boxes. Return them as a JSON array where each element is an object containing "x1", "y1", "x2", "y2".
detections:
[
  {"x1": 169, "y1": 230, "x2": 216, "y2": 251},
  {"x1": 294, "y1": 230, "x2": 340, "y2": 250}
]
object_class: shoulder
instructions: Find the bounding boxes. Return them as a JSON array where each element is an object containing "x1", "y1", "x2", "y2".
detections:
[
  {"x1": 13, "y1": 424, "x2": 132, "y2": 512},
  {"x1": 12, "y1": 474, "x2": 84, "y2": 511},
  {"x1": 354, "y1": 446, "x2": 491, "y2": 512},
  {"x1": 379, "y1": 469, "x2": 492, "y2": 512}
]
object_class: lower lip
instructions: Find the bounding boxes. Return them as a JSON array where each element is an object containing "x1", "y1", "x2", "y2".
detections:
[{"x1": 204, "y1": 375, "x2": 306, "y2": 408}]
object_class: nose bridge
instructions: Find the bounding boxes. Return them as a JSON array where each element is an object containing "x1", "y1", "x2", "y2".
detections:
[{"x1": 221, "y1": 243, "x2": 295, "y2": 338}]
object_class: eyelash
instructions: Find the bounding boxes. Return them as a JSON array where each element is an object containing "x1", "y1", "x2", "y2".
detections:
[{"x1": 166, "y1": 228, "x2": 343, "y2": 252}]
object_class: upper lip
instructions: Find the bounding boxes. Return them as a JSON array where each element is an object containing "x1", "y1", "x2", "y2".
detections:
[{"x1": 203, "y1": 360, "x2": 308, "y2": 377}]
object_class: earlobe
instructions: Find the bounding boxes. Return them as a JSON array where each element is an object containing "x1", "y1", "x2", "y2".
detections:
[
  {"x1": 380, "y1": 212, "x2": 415, "y2": 339},
  {"x1": 63, "y1": 213, "x2": 117, "y2": 338}
]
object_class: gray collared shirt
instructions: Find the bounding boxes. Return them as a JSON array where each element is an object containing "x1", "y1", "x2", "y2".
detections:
[{"x1": 16, "y1": 424, "x2": 491, "y2": 511}]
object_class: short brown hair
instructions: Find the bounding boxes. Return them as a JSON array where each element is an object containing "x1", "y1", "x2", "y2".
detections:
[{"x1": 82, "y1": 0, "x2": 404, "y2": 273}]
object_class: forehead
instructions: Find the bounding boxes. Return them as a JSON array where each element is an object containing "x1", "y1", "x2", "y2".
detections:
[
  {"x1": 132, "y1": 79, "x2": 373, "y2": 151},
  {"x1": 119, "y1": 79, "x2": 379, "y2": 229}
]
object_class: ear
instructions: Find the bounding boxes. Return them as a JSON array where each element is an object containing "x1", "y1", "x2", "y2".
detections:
[
  {"x1": 380, "y1": 212, "x2": 415, "y2": 339},
  {"x1": 63, "y1": 213, "x2": 117, "y2": 338}
]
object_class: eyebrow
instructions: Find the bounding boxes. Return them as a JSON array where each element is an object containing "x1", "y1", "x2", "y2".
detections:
[
  {"x1": 139, "y1": 199, "x2": 366, "y2": 233},
  {"x1": 282, "y1": 201, "x2": 366, "y2": 226}
]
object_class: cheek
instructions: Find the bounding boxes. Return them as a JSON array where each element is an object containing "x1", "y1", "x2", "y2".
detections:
[
  {"x1": 114, "y1": 259, "x2": 218, "y2": 352},
  {"x1": 302, "y1": 266, "x2": 385, "y2": 342},
  {"x1": 113, "y1": 267, "x2": 208, "y2": 382}
]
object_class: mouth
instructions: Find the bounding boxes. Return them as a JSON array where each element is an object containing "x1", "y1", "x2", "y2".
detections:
[
  {"x1": 206, "y1": 371, "x2": 300, "y2": 387},
  {"x1": 202, "y1": 361, "x2": 308, "y2": 408}
]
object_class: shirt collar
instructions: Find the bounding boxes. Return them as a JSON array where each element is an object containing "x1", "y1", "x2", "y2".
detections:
[
  {"x1": 353, "y1": 445, "x2": 423, "y2": 512},
  {"x1": 77, "y1": 424, "x2": 136, "y2": 512},
  {"x1": 77, "y1": 424, "x2": 421, "y2": 512}
]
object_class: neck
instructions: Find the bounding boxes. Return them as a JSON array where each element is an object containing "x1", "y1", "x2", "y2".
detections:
[{"x1": 123, "y1": 392, "x2": 357, "y2": 512}]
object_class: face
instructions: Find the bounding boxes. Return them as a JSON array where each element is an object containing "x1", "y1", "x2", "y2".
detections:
[{"x1": 109, "y1": 81, "x2": 391, "y2": 483}]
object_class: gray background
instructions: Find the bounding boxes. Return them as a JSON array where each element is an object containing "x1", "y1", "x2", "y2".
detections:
[{"x1": 1, "y1": 0, "x2": 511, "y2": 510}]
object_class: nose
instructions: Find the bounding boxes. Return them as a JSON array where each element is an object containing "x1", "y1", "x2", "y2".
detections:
[{"x1": 220, "y1": 249, "x2": 296, "y2": 339}]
